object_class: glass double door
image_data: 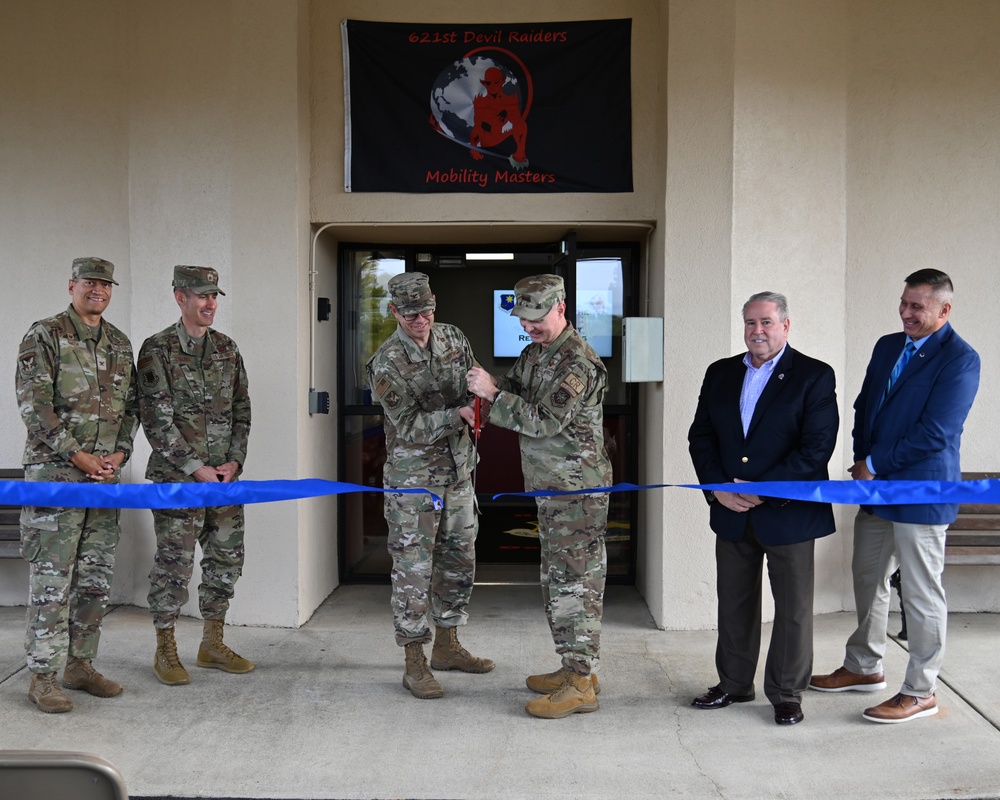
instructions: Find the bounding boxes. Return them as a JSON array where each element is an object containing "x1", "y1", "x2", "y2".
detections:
[{"x1": 339, "y1": 241, "x2": 638, "y2": 584}]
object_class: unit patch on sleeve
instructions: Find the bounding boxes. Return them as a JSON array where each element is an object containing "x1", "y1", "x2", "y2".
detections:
[
  {"x1": 384, "y1": 390, "x2": 402, "y2": 410},
  {"x1": 137, "y1": 354, "x2": 167, "y2": 394},
  {"x1": 17, "y1": 342, "x2": 37, "y2": 378},
  {"x1": 551, "y1": 388, "x2": 571, "y2": 408}
]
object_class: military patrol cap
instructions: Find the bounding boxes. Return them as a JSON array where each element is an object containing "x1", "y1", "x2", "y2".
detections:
[
  {"x1": 388, "y1": 272, "x2": 435, "y2": 315},
  {"x1": 172, "y1": 265, "x2": 226, "y2": 296},
  {"x1": 71, "y1": 257, "x2": 118, "y2": 285},
  {"x1": 510, "y1": 274, "x2": 565, "y2": 321}
]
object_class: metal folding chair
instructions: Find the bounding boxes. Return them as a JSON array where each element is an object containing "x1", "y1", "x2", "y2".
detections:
[{"x1": 0, "y1": 750, "x2": 128, "y2": 800}]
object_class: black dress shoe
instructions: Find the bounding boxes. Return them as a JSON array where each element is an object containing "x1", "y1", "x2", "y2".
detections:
[
  {"x1": 691, "y1": 684, "x2": 755, "y2": 709},
  {"x1": 774, "y1": 701, "x2": 804, "y2": 725}
]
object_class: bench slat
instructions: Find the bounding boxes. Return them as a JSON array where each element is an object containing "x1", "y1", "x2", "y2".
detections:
[
  {"x1": 945, "y1": 548, "x2": 1000, "y2": 565},
  {"x1": 0, "y1": 541, "x2": 21, "y2": 558},
  {"x1": 945, "y1": 532, "x2": 1000, "y2": 547},
  {"x1": 948, "y1": 514, "x2": 1000, "y2": 531},
  {"x1": 957, "y1": 504, "x2": 1000, "y2": 515},
  {"x1": 949, "y1": 474, "x2": 1000, "y2": 563}
]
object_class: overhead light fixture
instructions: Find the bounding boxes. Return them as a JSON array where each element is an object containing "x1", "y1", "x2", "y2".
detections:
[
  {"x1": 437, "y1": 255, "x2": 465, "y2": 268},
  {"x1": 465, "y1": 252, "x2": 515, "y2": 261}
]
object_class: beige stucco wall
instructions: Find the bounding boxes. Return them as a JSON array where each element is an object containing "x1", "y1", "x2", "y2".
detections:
[
  {"x1": 659, "y1": 0, "x2": 850, "y2": 629},
  {"x1": 845, "y1": 0, "x2": 1000, "y2": 611},
  {"x1": 657, "y1": 0, "x2": 1000, "y2": 624},
  {"x1": 1, "y1": 0, "x2": 998, "y2": 627},
  {"x1": 657, "y1": 0, "x2": 735, "y2": 628},
  {"x1": 2, "y1": 0, "x2": 135, "y2": 606},
  {"x1": 0, "y1": 0, "x2": 327, "y2": 626}
]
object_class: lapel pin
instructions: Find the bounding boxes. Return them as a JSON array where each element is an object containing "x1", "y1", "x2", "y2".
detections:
[{"x1": 778, "y1": 374, "x2": 785, "y2": 380}]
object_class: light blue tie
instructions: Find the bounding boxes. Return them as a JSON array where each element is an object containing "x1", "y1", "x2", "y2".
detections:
[{"x1": 883, "y1": 341, "x2": 916, "y2": 404}]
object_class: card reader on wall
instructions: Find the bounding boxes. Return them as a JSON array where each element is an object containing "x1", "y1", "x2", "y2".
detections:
[{"x1": 621, "y1": 318, "x2": 664, "y2": 382}]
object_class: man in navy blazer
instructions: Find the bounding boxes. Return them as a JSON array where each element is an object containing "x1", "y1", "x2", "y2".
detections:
[
  {"x1": 689, "y1": 291, "x2": 838, "y2": 726},
  {"x1": 811, "y1": 269, "x2": 980, "y2": 724}
]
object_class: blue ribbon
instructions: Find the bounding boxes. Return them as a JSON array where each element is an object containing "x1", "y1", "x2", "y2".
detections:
[
  {"x1": 1, "y1": 477, "x2": 998, "y2": 510},
  {"x1": 494, "y1": 478, "x2": 1000, "y2": 505},
  {"x1": 0, "y1": 479, "x2": 440, "y2": 510}
]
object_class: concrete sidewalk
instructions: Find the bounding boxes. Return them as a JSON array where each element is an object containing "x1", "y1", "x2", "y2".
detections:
[{"x1": 1, "y1": 584, "x2": 999, "y2": 800}]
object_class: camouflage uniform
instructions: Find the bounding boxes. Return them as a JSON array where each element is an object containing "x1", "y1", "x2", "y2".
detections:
[
  {"x1": 16, "y1": 259, "x2": 139, "y2": 674},
  {"x1": 489, "y1": 279, "x2": 612, "y2": 677},
  {"x1": 138, "y1": 276, "x2": 251, "y2": 629},
  {"x1": 366, "y1": 282, "x2": 479, "y2": 647}
]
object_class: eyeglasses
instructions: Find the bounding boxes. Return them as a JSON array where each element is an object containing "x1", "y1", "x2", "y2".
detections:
[{"x1": 401, "y1": 310, "x2": 434, "y2": 321}]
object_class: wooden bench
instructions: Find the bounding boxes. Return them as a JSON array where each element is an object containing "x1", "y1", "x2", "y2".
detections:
[
  {"x1": 945, "y1": 471, "x2": 1000, "y2": 565},
  {"x1": 0, "y1": 468, "x2": 23, "y2": 558},
  {"x1": 892, "y1": 471, "x2": 1000, "y2": 639}
]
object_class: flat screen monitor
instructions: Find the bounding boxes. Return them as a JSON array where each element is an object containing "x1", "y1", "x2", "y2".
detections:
[
  {"x1": 493, "y1": 290, "x2": 532, "y2": 357},
  {"x1": 492, "y1": 288, "x2": 613, "y2": 358}
]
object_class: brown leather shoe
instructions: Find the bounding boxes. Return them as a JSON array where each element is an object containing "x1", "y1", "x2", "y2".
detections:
[
  {"x1": 62, "y1": 658, "x2": 123, "y2": 698},
  {"x1": 863, "y1": 692, "x2": 938, "y2": 723},
  {"x1": 809, "y1": 666, "x2": 886, "y2": 692}
]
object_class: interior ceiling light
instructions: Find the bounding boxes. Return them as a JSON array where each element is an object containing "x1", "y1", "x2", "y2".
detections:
[{"x1": 465, "y1": 252, "x2": 515, "y2": 261}]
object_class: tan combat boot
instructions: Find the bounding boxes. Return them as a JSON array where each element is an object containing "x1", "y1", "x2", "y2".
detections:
[
  {"x1": 403, "y1": 641, "x2": 444, "y2": 699},
  {"x1": 154, "y1": 626, "x2": 191, "y2": 686},
  {"x1": 196, "y1": 619, "x2": 255, "y2": 673},
  {"x1": 29, "y1": 672, "x2": 73, "y2": 713},
  {"x1": 63, "y1": 657, "x2": 123, "y2": 697},
  {"x1": 525, "y1": 671, "x2": 600, "y2": 719},
  {"x1": 430, "y1": 626, "x2": 495, "y2": 673},
  {"x1": 526, "y1": 666, "x2": 601, "y2": 695}
]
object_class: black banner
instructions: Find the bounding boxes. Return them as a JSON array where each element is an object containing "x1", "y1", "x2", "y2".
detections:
[{"x1": 343, "y1": 19, "x2": 633, "y2": 193}]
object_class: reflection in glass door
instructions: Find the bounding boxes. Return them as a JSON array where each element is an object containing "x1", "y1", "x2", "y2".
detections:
[
  {"x1": 340, "y1": 251, "x2": 403, "y2": 576},
  {"x1": 338, "y1": 243, "x2": 638, "y2": 584}
]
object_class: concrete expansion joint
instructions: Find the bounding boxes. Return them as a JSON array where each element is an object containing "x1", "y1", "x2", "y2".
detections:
[{"x1": 640, "y1": 634, "x2": 675, "y2": 682}]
